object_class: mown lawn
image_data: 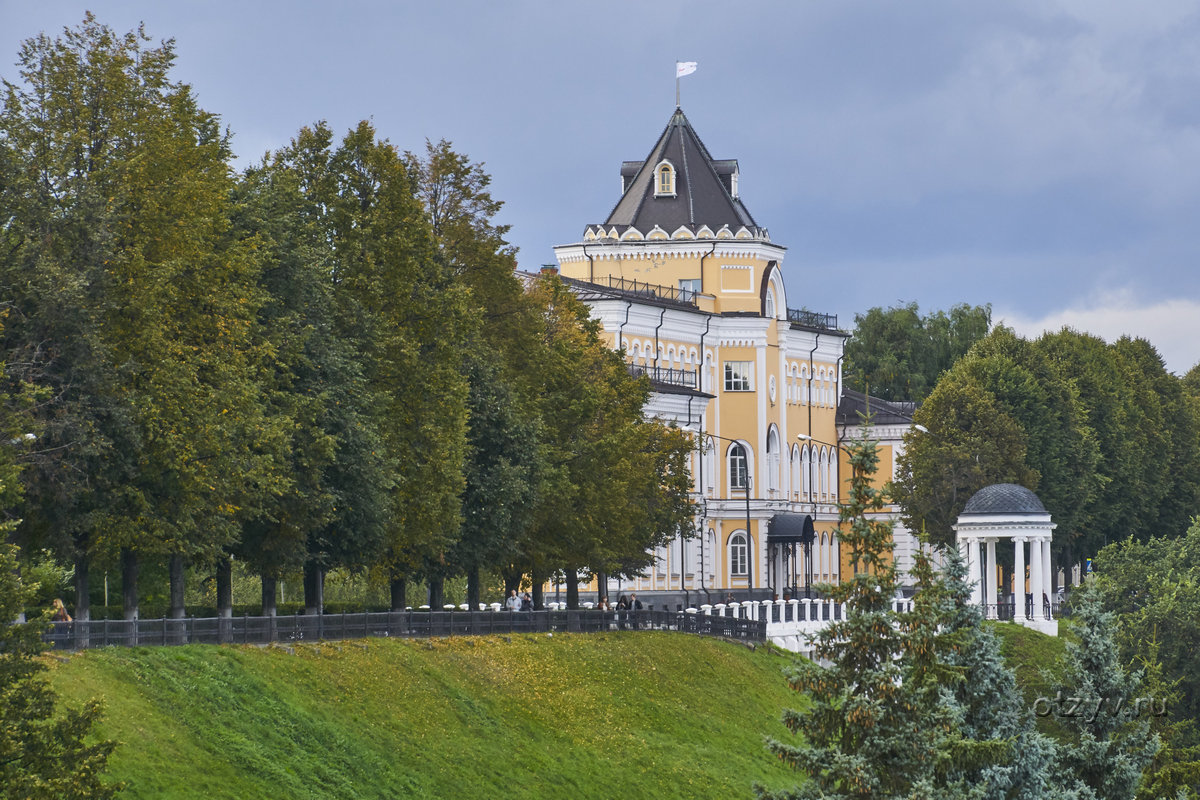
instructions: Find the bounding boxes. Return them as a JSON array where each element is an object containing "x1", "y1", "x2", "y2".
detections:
[{"x1": 48, "y1": 633, "x2": 805, "y2": 799}]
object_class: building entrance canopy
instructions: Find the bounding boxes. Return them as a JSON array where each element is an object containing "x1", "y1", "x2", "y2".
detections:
[{"x1": 766, "y1": 513, "x2": 815, "y2": 545}]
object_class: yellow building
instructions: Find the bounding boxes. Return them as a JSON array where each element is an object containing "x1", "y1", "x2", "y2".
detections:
[{"x1": 547, "y1": 106, "x2": 924, "y2": 604}]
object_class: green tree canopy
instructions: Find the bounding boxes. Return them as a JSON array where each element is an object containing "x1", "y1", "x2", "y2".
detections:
[
  {"x1": 0, "y1": 15, "x2": 283, "y2": 617},
  {"x1": 844, "y1": 302, "x2": 991, "y2": 403}
]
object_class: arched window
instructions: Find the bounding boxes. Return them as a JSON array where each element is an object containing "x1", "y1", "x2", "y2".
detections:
[
  {"x1": 819, "y1": 447, "x2": 829, "y2": 497},
  {"x1": 820, "y1": 533, "x2": 828, "y2": 579},
  {"x1": 729, "y1": 532, "x2": 748, "y2": 576},
  {"x1": 765, "y1": 287, "x2": 776, "y2": 319},
  {"x1": 766, "y1": 426, "x2": 780, "y2": 495},
  {"x1": 655, "y1": 161, "x2": 676, "y2": 196},
  {"x1": 729, "y1": 443, "x2": 749, "y2": 491},
  {"x1": 790, "y1": 444, "x2": 801, "y2": 498},
  {"x1": 802, "y1": 445, "x2": 812, "y2": 498}
]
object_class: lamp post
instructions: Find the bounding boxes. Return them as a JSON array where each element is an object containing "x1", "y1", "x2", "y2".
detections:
[
  {"x1": 796, "y1": 432, "x2": 840, "y2": 601},
  {"x1": 702, "y1": 431, "x2": 755, "y2": 601}
]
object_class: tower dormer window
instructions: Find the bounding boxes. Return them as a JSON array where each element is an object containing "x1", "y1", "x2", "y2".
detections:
[{"x1": 655, "y1": 161, "x2": 676, "y2": 197}]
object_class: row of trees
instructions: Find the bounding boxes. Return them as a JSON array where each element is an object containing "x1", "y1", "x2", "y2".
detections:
[
  {"x1": 893, "y1": 325, "x2": 1200, "y2": 572},
  {"x1": 0, "y1": 16, "x2": 694, "y2": 620}
]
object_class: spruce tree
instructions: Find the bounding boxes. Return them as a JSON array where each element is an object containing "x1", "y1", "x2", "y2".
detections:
[
  {"x1": 761, "y1": 431, "x2": 950, "y2": 798},
  {"x1": 0, "y1": 544, "x2": 119, "y2": 799},
  {"x1": 1050, "y1": 582, "x2": 1159, "y2": 799}
]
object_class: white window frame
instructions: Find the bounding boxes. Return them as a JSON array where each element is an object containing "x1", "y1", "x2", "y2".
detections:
[
  {"x1": 729, "y1": 532, "x2": 748, "y2": 576},
  {"x1": 724, "y1": 361, "x2": 753, "y2": 392},
  {"x1": 729, "y1": 442, "x2": 750, "y2": 491}
]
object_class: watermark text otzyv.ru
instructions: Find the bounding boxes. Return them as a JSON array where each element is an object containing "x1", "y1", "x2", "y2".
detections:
[{"x1": 1033, "y1": 691, "x2": 1167, "y2": 724}]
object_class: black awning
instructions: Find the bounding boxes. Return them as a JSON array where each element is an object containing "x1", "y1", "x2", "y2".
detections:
[{"x1": 767, "y1": 513, "x2": 816, "y2": 545}]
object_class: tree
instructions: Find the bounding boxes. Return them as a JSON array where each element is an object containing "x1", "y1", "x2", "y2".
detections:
[
  {"x1": 0, "y1": 16, "x2": 283, "y2": 619},
  {"x1": 894, "y1": 327, "x2": 1101, "y2": 572},
  {"x1": 0, "y1": 544, "x2": 119, "y2": 798},
  {"x1": 762, "y1": 432, "x2": 963, "y2": 799},
  {"x1": 515, "y1": 275, "x2": 694, "y2": 607},
  {"x1": 894, "y1": 379, "x2": 1035, "y2": 546},
  {"x1": 319, "y1": 121, "x2": 473, "y2": 608},
  {"x1": 1049, "y1": 582, "x2": 1159, "y2": 800},
  {"x1": 403, "y1": 139, "x2": 542, "y2": 606},
  {"x1": 1096, "y1": 518, "x2": 1200, "y2": 790},
  {"x1": 843, "y1": 302, "x2": 991, "y2": 403}
]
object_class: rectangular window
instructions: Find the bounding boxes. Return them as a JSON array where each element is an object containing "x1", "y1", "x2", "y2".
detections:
[
  {"x1": 678, "y1": 278, "x2": 701, "y2": 302},
  {"x1": 724, "y1": 361, "x2": 753, "y2": 392}
]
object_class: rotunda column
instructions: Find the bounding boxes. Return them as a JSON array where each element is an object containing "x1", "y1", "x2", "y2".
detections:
[
  {"x1": 1013, "y1": 536, "x2": 1026, "y2": 619},
  {"x1": 1029, "y1": 537, "x2": 1044, "y2": 620},
  {"x1": 960, "y1": 537, "x2": 982, "y2": 607},
  {"x1": 1042, "y1": 536, "x2": 1054, "y2": 617},
  {"x1": 985, "y1": 538, "x2": 998, "y2": 618}
]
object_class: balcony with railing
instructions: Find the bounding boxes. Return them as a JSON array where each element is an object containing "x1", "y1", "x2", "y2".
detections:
[
  {"x1": 787, "y1": 307, "x2": 839, "y2": 332},
  {"x1": 563, "y1": 275, "x2": 701, "y2": 308},
  {"x1": 627, "y1": 363, "x2": 699, "y2": 390}
]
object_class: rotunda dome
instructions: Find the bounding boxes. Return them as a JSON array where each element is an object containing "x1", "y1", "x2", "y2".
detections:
[{"x1": 961, "y1": 483, "x2": 1047, "y2": 515}]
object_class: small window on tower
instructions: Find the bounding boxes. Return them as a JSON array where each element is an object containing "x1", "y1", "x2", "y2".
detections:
[{"x1": 655, "y1": 161, "x2": 676, "y2": 197}]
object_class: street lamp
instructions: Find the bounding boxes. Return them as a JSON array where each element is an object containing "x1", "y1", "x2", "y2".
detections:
[
  {"x1": 795, "y1": 432, "x2": 841, "y2": 600},
  {"x1": 702, "y1": 431, "x2": 755, "y2": 601}
]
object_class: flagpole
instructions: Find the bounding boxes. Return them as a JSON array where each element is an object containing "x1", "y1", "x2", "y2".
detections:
[{"x1": 676, "y1": 62, "x2": 681, "y2": 108}]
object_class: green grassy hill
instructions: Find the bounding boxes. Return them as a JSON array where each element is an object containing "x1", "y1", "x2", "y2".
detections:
[{"x1": 48, "y1": 633, "x2": 802, "y2": 799}]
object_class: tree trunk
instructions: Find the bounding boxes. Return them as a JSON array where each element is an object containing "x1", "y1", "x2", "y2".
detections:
[
  {"x1": 565, "y1": 568, "x2": 579, "y2": 610},
  {"x1": 531, "y1": 569, "x2": 546, "y2": 611},
  {"x1": 168, "y1": 553, "x2": 186, "y2": 619},
  {"x1": 504, "y1": 571, "x2": 521, "y2": 596},
  {"x1": 595, "y1": 570, "x2": 607, "y2": 607},
  {"x1": 303, "y1": 562, "x2": 324, "y2": 615},
  {"x1": 466, "y1": 566, "x2": 480, "y2": 609},
  {"x1": 216, "y1": 556, "x2": 233, "y2": 619},
  {"x1": 427, "y1": 574, "x2": 444, "y2": 609},
  {"x1": 73, "y1": 548, "x2": 90, "y2": 622},
  {"x1": 389, "y1": 574, "x2": 407, "y2": 611},
  {"x1": 261, "y1": 574, "x2": 277, "y2": 617},
  {"x1": 121, "y1": 547, "x2": 139, "y2": 621}
]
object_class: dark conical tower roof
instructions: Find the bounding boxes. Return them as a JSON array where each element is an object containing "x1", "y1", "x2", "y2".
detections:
[{"x1": 600, "y1": 108, "x2": 763, "y2": 237}]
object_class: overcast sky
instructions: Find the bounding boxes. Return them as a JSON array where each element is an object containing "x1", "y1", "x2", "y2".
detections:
[{"x1": 5, "y1": 1, "x2": 1199, "y2": 374}]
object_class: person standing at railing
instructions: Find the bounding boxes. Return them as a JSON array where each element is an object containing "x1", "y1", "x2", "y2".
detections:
[
  {"x1": 506, "y1": 590, "x2": 521, "y2": 611},
  {"x1": 616, "y1": 594, "x2": 629, "y2": 629},
  {"x1": 51, "y1": 598, "x2": 71, "y2": 623},
  {"x1": 521, "y1": 592, "x2": 533, "y2": 611},
  {"x1": 629, "y1": 593, "x2": 643, "y2": 629}
]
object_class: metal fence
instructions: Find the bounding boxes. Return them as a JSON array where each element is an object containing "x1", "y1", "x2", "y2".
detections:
[{"x1": 42, "y1": 608, "x2": 767, "y2": 651}]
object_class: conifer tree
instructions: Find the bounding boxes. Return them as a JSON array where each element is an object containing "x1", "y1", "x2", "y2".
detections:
[
  {"x1": 0, "y1": 544, "x2": 119, "y2": 799},
  {"x1": 762, "y1": 431, "x2": 944, "y2": 798},
  {"x1": 1050, "y1": 582, "x2": 1159, "y2": 800}
]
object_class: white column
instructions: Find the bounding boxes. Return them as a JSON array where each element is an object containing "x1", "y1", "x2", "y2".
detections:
[
  {"x1": 1029, "y1": 538, "x2": 1043, "y2": 620},
  {"x1": 962, "y1": 538, "x2": 982, "y2": 607},
  {"x1": 1014, "y1": 537, "x2": 1027, "y2": 619},
  {"x1": 985, "y1": 539, "x2": 998, "y2": 618},
  {"x1": 1042, "y1": 537, "x2": 1053, "y2": 616}
]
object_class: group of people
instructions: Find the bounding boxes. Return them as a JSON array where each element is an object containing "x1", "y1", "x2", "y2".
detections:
[
  {"x1": 596, "y1": 594, "x2": 643, "y2": 629},
  {"x1": 505, "y1": 590, "x2": 534, "y2": 611}
]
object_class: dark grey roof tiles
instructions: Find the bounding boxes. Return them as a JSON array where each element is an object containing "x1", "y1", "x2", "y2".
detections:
[
  {"x1": 601, "y1": 108, "x2": 760, "y2": 235},
  {"x1": 962, "y1": 484, "x2": 1048, "y2": 515},
  {"x1": 836, "y1": 388, "x2": 917, "y2": 427}
]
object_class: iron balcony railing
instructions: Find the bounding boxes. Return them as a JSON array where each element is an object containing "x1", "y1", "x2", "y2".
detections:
[
  {"x1": 787, "y1": 307, "x2": 839, "y2": 331},
  {"x1": 627, "y1": 363, "x2": 699, "y2": 389},
  {"x1": 598, "y1": 276, "x2": 700, "y2": 307}
]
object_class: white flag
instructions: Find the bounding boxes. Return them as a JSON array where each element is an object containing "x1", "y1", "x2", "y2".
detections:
[{"x1": 676, "y1": 61, "x2": 698, "y2": 78}]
